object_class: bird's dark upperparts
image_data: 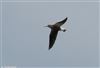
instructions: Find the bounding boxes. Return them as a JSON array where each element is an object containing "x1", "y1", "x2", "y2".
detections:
[{"x1": 45, "y1": 17, "x2": 68, "y2": 50}]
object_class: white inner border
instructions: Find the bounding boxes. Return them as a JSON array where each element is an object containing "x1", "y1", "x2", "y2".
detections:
[{"x1": 0, "y1": 0, "x2": 100, "y2": 68}]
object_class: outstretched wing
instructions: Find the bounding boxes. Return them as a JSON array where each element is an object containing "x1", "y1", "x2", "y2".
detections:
[
  {"x1": 49, "y1": 30, "x2": 58, "y2": 50},
  {"x1": 54, "y1": 17, "x2": 68, "y2": 27}
]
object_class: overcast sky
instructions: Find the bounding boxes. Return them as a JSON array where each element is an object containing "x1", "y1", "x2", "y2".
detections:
[{"x1": 0, "y1": 1, "x2": 99, "y2": 68}]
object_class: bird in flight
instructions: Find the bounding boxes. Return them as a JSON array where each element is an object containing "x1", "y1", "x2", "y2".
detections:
[{"x1": 45, "y1": 17, "x2": 68, "y2": 50}]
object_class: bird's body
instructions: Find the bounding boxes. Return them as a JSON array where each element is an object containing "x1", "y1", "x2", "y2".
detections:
[
  {"x1": 48, "y1": 24, "x2": 60, "y2": 31},
  {"x1": 46, "y1": 17, "x2": 68, "y2": 50}
]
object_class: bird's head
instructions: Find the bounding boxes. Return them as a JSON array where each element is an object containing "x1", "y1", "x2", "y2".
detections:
[
  {"x1": 60, "y1": 27, "x2": 67, "y2": 32},
  {"x1": 63, "y1": 29, "x2": 67, "y2": 32}
]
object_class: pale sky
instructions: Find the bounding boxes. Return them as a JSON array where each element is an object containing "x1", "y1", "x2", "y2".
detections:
[{"x1": 0, "y1": 1, "x2": 99, "y2": 68}]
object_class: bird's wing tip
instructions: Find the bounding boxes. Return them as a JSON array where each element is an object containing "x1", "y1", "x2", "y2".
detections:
[
  {"x1": 48, "y1": 47, "x2": 51, "y2": 50},
  {"x1": 66, "y1": 17, "x2": 68, "y2": 19}
]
